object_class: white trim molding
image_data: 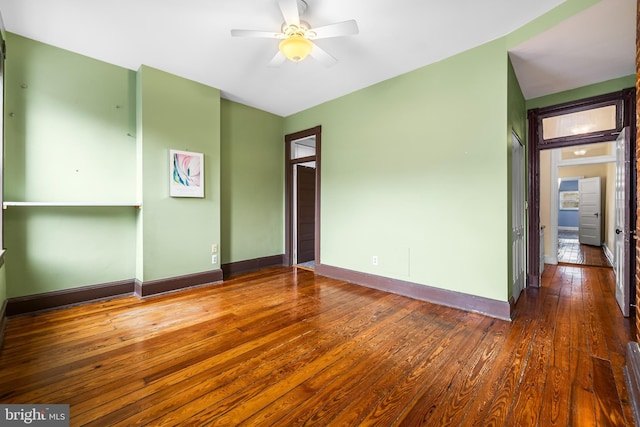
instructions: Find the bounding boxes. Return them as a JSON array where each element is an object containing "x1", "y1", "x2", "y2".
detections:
[{"x1": 603, "y1": 245, "x2": 615, "y2": 266}]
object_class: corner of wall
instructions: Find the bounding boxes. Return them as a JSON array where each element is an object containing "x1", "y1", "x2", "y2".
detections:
[
  {"x1": 219, "y1": 99, "x2": 286, "y2": 265},
  {"x1": 136, "y1": 65, "x2": 221, "y2": 285}
]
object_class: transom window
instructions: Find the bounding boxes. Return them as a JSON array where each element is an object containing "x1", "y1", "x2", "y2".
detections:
[
  {"x1": 542, "y1": 105, "x2": 617, "y2": 140},
  {"x1": 535, "y1": 95, "x2": 624, "y2": 147}
]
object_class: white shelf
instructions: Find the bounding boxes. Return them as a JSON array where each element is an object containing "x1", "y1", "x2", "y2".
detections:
[{"x1": 3, "y1": 201, "x2": 141, "y2": 209}]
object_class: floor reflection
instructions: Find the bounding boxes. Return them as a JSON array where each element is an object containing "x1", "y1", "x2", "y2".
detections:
[{"x1": 558, "y1": 229, "x2": 611, "y2": 267}]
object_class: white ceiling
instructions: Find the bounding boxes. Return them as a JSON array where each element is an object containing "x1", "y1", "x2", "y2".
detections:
[
  {"x1": 509, "y1": 0, "x2": 636, "y2": 100},
  {"x1": 0, "y1": 0, "x2": 634, "y2": 117}
]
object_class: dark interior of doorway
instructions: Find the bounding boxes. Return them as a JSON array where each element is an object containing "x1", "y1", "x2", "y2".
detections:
[{"x1": 296, "y1": 165, "x2": 316, "y2": 267}]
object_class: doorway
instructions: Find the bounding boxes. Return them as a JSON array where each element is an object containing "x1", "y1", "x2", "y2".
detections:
[
  {"x1": 295, "y1": 164, "x2": 316, "y2": 267},
  {"x1": 528, "y1": 89, "x2": 636, "y2": 316},
  {"x1": 285, "y1": 126, "x2": 321, "y2": 269},
  {"x1": 544, "y1": 142, "x2": 617, "y2": 268}
]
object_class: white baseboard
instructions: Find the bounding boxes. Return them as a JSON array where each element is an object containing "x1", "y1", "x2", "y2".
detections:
[
  {"x1": 558, "y1": 226, "x2": 579, "y2": 231},
  {"x1": 544, "y1": 255, "x2": 558, "y2": 265},
  {"x1": 603, "y1": 245, "x2": 615, "y2": 266}
]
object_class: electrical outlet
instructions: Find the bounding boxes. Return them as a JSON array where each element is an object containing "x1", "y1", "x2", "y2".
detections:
[
  {"x1": 372, "y1": 256, "x2": 378, "y2": 266},
  {"x1": 212, "y1": 255, "x2": 218, "y2": 264},
  {"x1": 212, "y1": 244, "x2": 218, "y2": 253}
]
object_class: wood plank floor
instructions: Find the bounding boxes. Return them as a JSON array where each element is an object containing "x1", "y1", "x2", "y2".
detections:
[
  {"x1": 558, "y1": 230, "x2": 611, "y2": 267},
  {"x1": 0, "y1": 265, "x2": 635, "y2": 426}
]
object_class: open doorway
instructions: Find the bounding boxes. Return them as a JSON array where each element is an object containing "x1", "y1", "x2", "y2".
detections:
[
  {"x1": 541, "y1": 142, "x2": 616, "y2": 268},
  {"x1": 528, "y1": 89, "x2": 636, "y2": 316},
  {"x1": 285, "y1": 126, "x2": 321, "y2": 270}
]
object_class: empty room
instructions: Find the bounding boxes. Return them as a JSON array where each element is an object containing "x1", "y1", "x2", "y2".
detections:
[{"x1": 0, "y1": 0, "x2": 638, "y2": 425}]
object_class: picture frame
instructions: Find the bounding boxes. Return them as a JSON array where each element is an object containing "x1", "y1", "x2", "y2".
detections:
[
  {"x1": 169, "y1": 149, "x2": 204, "y2": 198},
  {"x1": 559, "y1": 190, "x2": 579, "y2": 210}
]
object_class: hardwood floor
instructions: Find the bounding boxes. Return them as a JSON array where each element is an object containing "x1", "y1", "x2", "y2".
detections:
[
  {"x1": 0, "y1": 265, "x2": 635, "y2": 426},
  {"x1": 558, "y1": 230, "x2": 611, "y2": 267}
]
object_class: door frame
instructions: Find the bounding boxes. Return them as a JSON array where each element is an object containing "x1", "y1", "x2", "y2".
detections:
[
  {"x1": 527, "y1": 88, "x2": 635, "y2": 287},
  {"x1": 285, "y1": 126, "x2": 322, "y2": 267}
]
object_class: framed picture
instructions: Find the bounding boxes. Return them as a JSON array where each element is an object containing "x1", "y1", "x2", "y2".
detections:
[
  {"x1": 170, "y1": 149, "x2": 204, "y2": 198},
  {"x1": 559, "y1": 190, "x2": 579, "y2": 210}
]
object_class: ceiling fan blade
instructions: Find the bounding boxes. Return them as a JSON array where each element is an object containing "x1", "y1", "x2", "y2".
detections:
[
  {"x1": 231, "y1": 29, "x2": 282, "y2": 38},
  {"x1": 309, "y1": 42, "x2": 337, "y2": 67},
  {"x1": 268, "y1": 51, "x2": 287, "y2": 67},
  {"x1": 308, "y1": 20, "x2": 359, "y2": 39},
  {"x1": 278, "y1": 0, "x2": 300, "y2": 27}
]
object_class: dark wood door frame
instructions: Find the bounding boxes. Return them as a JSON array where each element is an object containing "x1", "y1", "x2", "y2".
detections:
[
  {"x1": 285, "y1": 126, "x2": 321, "y2": 267},
  {"x1": 527, "y1": 89, "x2": 636, "y2": 287}
]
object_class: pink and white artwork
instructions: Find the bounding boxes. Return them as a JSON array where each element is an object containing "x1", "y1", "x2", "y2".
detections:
[{"x1": 170, "y1": 149, "x2": 204, "y2": 198}]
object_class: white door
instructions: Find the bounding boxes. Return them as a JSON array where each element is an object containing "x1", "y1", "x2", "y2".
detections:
[
  {"x1": 578, "y1": 177, "x2": 602, "y2": 246},
  {"x1": 511, "y1": 133, "x2": 526, "y2": 303},
  {"x1": 614, "y1": 128, "x2": 630, "y2": 317}
]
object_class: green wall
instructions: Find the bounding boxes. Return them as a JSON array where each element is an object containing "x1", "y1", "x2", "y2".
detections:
[
  {"x1": 507, "y1": 60, "x2": 526, "y2": 142},
  {"x1": 4, "y1": 34, "x2": 137, "y2": 297},
  {"x1": 284, "y1": 38, "x2": 511, "y2": 301},
  {"x1": 2, "y1": 32, "x2": 284, "y2": 299},
  {"x1": 526, "y1": 75, "x2": 636, "y2": 110},
  {"x1": 220, "y1": 100, "x2": 284, "y2": 264},
  {"x1": 3, "y1": 35, "x2": 227, "y2": 297},
  {"x1": 136, "y1": 66, "x2": 221, "y2": 282},
  {"x1": 4, "y1": 34, "x2": 136, "y2": 202}
]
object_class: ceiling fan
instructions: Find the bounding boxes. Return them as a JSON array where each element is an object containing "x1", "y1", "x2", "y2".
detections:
[{"x1": 231, "y1": 0, "x2": 359, "y2": 67}]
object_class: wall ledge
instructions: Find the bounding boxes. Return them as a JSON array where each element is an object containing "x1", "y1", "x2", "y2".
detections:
[{"x1": 315, "y1": 264, "x2": 512, "y2": 321}]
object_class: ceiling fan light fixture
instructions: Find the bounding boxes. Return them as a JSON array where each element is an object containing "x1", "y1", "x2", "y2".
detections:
[{"x1": 279, "y1": 35, "x2": 312, "y2": 62}]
